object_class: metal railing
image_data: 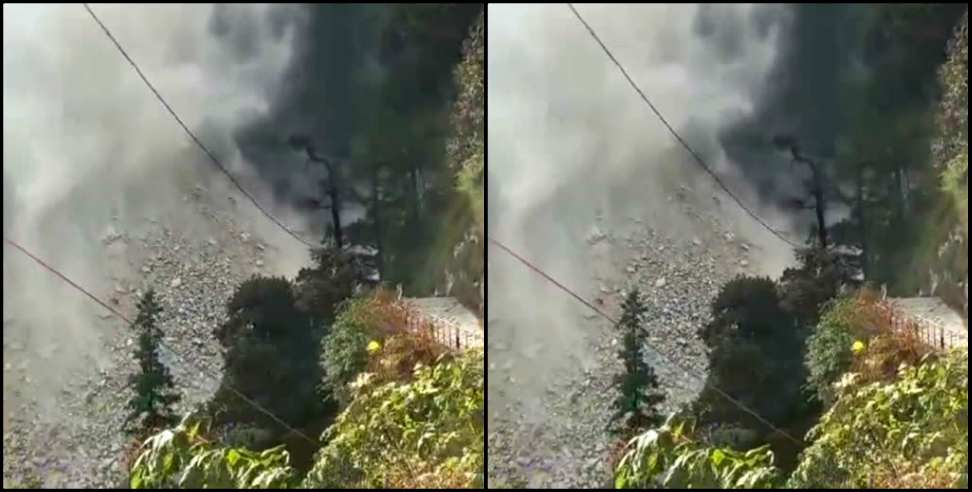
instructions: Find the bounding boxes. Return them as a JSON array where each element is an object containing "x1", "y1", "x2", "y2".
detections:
[
  {"x1": 875, "y1": 301, "x2": 963, "y2": 351},
  {"x1": 388, "y1": 300, "x2": 482, "y2": 352}
]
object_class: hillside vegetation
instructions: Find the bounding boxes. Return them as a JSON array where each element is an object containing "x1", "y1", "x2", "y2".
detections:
[
  {"x1": 119, "y1": 8, "x2": 485, "y2": 489},
  {"x1": 616, "y1": 343, "x2": 968, "y2": 489},
  {"x1": 129, "y1": 345, "x2": 483, "y2": 489},
  {"x1": 612, "y1": 7, "x2": 968, "y2": 489}
]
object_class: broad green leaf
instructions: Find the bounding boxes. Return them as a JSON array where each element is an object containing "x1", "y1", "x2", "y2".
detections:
[{"x1": 712, "y1": 449, "x2": 726, "y2": 467}]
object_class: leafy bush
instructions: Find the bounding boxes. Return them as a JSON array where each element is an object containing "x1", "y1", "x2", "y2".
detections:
[
  {"x1": 439, "y1": 10, "x2": 485, "y2": 316},
  {"x1": 694, "y1": 276, "x2": 808, "y2": 430},
  {"x1": 806, "y1": 292, "x2": 936, "y2": 392},
  {"x1": 319, "y1": 298, "x2": 374, "y2": 408},
  {"x1": 789, "y1": 348, "x2": 968, "y2": 489},
  {"x1": 614, "y1": 414, "x2": 783, "y2": 489},
  {"x1": 850, "y1": 331, "x2": 935, "y2": 386},
  {"x1": 319, "y1": 294, "x2": 398, "y2": 407},
  {"x1": 130, "y1": 415, "x2": 299, "y2": 489},
  {"x1": 304, "y1": 348, "x2": 484, "y2": 488},
  {"x1": 129, "y1": 347, "x2": 484, "y2": 489},
  {"x1": 699, "y1": 276, "x2": 787, "y2": 344},
  {"x1": 804, "y1": 297, "x2": 863, "y2": 407},
  {"x1": 778, "y1": 247, "x2": 858, "y2": 328},
  {"x1": 366, "y1": 332, "x2": 449, "y2": 385},
  {"x1": 456, "y1": 161, "x2": 483, "y2": 233},
  {"x1": 449, "y1": 10, "x2": 484, "y2": 230},
  {"x1": 932, "y1": 10, "x2": 968, "y2": 314},
  {"x1": 293, "y1": 247, "x2": 369, "y2": 325},
  {"x1": 942, "y1": 150, "x2": 968, "y2": 234},
  {"x1": 320, "y1": 290, "x2": 452, "y2": 407},
  {"x1": 125, "y1": 289, "x2": 180, "y2": 436},
  {"x1": 933, "y1": 10, "x2": 967, "y2": 177},
  {"x1": 209, "y1": 276, "x2": 326, "y2": 432}
]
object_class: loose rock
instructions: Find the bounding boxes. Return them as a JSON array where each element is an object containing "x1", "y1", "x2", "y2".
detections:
[
  {"x1": 587, "y1": 225, "x2": 606, "y2": 245},
  {"x1": 490, "y1": 205, "x2": 738, "y2": 488},
  {"x1": 2, "y1": 191, "x2": 269, "y2": 488}
]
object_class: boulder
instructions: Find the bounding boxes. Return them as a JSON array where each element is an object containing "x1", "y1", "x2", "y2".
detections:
[{"x1": 586, "y1": 225, "x2": 606, "y2": 244}]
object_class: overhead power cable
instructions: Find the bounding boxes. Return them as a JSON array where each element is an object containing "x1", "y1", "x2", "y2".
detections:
[
  {"x1": 82, "y1": 3, "x2": 317, "y2": 249},
  {"x1": 3, "y1": 236, "x2": 320, "y2": 447},
  {"x1": 487, "y1": 236, "x2": 807, "y2": 447},
  {"x1": 566, "y1": 3, "x2": 803, "y2": 249}
]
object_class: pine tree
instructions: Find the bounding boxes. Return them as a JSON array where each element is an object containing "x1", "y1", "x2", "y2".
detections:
[
  {"x1": 612, "y1": 288, "x2": 665, "y2": 434},
  {"x1": 125, "y1": 289, "x2": 180, "y2": 435}
]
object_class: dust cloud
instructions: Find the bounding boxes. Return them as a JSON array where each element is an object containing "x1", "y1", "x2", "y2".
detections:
[
  {"x1": 3, "y1": 4, "x2": 310, "y2": 423},
  {"x1": 487, "y1": 4, "x2": 799, "y2": 403}
]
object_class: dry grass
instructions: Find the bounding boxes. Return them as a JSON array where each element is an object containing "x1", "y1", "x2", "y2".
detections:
[
  {"x1": 845, "y1": 289, "x2": 940, "y2": 348},
  {"x1": 347, "y1": 288, "x2": 456, "y2": 384},
  {"x1": 853, "y1": 333, "x2": 935, "y2": 384},
  {"x1": 608, "y1": 435, "x2": 632, "y2": 474},
  {"x1": 871, "y1": 465, "x2": 960, "y2": 489},
  {"x1": 122, "y1": 437, "x2": 143, "y2": 475},
  {"x1": 382, "y1": 463, "x2": 479, "y2": 489},
  {"x1": 339, "y1": 288, "x2": 455, "y2": 345},
  {"x1": 358, "y1": 288, "x2": 450, "y2": 346},
  {"x1": 842, "y1": 291, "x2": 939, "y2": 384},
  {"x1": 122, "y1": 424, "x2": 168, "y2": 474},
  {"x1": 368, "y1": 333, "x2": 451, "y2": 383}
]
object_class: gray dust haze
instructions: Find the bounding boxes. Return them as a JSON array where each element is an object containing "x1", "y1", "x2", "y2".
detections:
[
  {"x1": 3, "y1": 4, "x2": 313, "y2": 422},
  {"x1": 488, "y1": 4, "x2": 800, "y2": 401}
]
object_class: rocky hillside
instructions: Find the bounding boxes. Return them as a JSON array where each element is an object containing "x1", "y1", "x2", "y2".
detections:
[
  {"x1": 487, "y1": 184, "x2": 784, "y2": 488},
  {"x1": 2, "y1": 186, "x2": 301, "y2": 488}
]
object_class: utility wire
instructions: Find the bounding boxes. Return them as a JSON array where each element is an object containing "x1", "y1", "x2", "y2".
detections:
[
  {"x1": 3, "y1": 236, "x2": 320, "y2": 447},
  {"x1": 565, "y1": 3, "x2": 803, "y2": 249},
  {"x1": 487, "y1": 236, "x2": 807, "y2": 447},
  {"x1": 81, "y1": 3, "x2": 317, "y2": 249}
]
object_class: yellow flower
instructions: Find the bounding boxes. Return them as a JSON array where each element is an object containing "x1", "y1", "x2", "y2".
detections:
[
  {"x1": 367, "y1": 340, "x2": 381, "y2": 354},
  {"x1": 852, "y1": 340, "x2": 866, "y2": 355}
]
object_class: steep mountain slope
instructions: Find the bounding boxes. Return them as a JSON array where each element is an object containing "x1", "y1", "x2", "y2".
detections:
[
  {"x1": 3, "y1": 182, "x2": 310, "y2": 488},
  {"x1": 488, "y1": 177, "x2": 792, "y2": 488}
]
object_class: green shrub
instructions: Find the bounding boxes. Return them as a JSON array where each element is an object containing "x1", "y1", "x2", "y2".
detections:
[
  {"x1": 934, "y1": 10, "x2": 967, "y2": 184},
  {"x1": 319, "y1": 297, "x2": 381, "y2": 407},
  {"x1": 457, "y1": 158, "x2": 483, "y2": 232},
  {"x1": 699, "y1": 276, "x2": 788, "y2": 344},
  {"x1": 304, "y1": 348, "x2": 484, "y2": 488},
  {"x1": 778, "y1": 247, "x2": 857, "y2": 328},
  {"x1": 789, "y1": 349, "x2": 968, "y2": 489},
  {"x1": 129, "y1": 348, "x2": 484, "y2": 489},
  {"x1": 614, "y1": 414, "x2": 783, "y2": 489},
  {"x1": 293, "y1": 247, "x2": 368, "y2": 325},
  {"x1": 367, "y1": 332, "x2": 450, "y2": 385},
  {"x1": 210, "y1": 276, "x2": 326, "y2": 432},
  {"x1": 129, "y1": 415, "x2": 299, "y2": 489},
  {"x1": 694, "y1": 276, "x2": 807, "y2": 430},
  {"x1": 942, "y1": 150, "x2": 968, "y2": 234},
  {"x1": 449, "y1": 10, "x2": 484, "y2": 233},
  {"x1": 804, "y1": 297, "x2": 859, "y2": 407},
  {"x1": 807, "y1": 292, "x2": 937, "y2": 389},
  {"x1": 320, "y1": 290, "x2": 455, "y2": 407}
]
